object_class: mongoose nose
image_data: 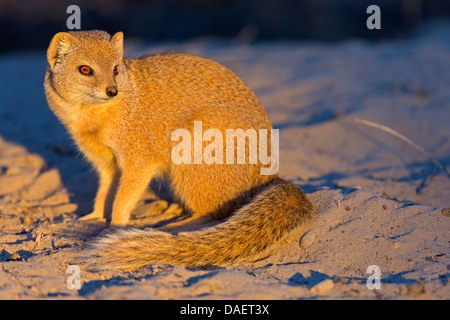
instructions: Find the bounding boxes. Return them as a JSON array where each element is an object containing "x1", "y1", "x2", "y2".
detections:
[{"x1": 106, "y1": 86, "x2": 118, "y2": 97}]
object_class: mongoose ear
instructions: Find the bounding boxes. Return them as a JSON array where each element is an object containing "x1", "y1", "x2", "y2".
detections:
[
  {"x1": 111, "y1": 32, "x2": 124, "y2": 59},
  {"x1": 47, "y1": 32, "x2": 77, "y2": 70}
]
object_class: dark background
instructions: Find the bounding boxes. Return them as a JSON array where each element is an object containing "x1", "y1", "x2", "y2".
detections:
[{"x1": 0, "y1": 0, "x2": 449, "y2": 53}]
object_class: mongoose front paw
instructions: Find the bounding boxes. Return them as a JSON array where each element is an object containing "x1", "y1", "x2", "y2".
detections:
[
  {"x1": 80, "y1": 212, "x2": 106, "y2": 222},
  {"x1": 110, "y1": 216, "x2": 130, "y2": 227}
]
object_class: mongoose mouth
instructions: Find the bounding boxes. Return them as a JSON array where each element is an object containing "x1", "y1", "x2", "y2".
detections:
[{"x1": 86, "y1": 93, "x2": 115, "y2": 103}]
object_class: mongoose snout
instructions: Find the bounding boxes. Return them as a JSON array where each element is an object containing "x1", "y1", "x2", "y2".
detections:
[{"x1": 106, "y1": 86, "x2": 118, "y2": 97}]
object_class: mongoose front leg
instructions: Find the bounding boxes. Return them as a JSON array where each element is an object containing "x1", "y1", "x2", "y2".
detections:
[
  {"x1": 81, "y1": 165, "x2": 120, "y2": 221},
  {"x1": 110, "y1": 169, "x2": 154, "y2": 226}
]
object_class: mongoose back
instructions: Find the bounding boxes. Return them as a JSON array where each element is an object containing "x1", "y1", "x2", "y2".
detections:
[{"x1": 44, "y1": 30, "x2": 315, "y2": 270}]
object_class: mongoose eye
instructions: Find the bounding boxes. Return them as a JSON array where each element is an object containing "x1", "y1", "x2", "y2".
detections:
[
  {"x1": 113, "y1": 65, "x2": 119, "y2": 75},
  {"x1": 79, "y1": 65, "x2": 93, "y2": 75}
]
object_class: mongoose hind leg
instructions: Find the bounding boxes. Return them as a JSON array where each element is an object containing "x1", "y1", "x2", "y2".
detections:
[{"x1": 158, "y1": 214, "x2": 212, "y2": 232}]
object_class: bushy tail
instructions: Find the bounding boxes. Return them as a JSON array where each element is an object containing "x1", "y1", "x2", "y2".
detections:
[{"x1": 90, "y1": 178, "x2": 315, "y2": 271}]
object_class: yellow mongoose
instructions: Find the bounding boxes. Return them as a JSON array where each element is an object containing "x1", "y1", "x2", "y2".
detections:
[{"x1": 44, "y1": 30, "x2": 315, "y2": 270}]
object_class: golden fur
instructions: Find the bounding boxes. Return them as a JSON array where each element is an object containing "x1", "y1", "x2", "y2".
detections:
[{"x1": 44, "y1": 30, "x2": 315, "y2": 270}]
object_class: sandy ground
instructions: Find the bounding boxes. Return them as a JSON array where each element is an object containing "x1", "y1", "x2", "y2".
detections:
[{"x1": 0, "y1": 22, "x2": 449, "y2": 300}]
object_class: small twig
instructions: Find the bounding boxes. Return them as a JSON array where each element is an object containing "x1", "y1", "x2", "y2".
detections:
[
  {"x1": 352, "y1": 118, "x2": 450, "y2": 179},
  {"x1": 416, "y1": 166, "x2": 439, "y2": 194}
]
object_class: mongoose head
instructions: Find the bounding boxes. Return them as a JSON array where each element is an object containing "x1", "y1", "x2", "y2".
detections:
[{"x1": 46, "y1": 30, "x2": 124, "y2": 104}]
